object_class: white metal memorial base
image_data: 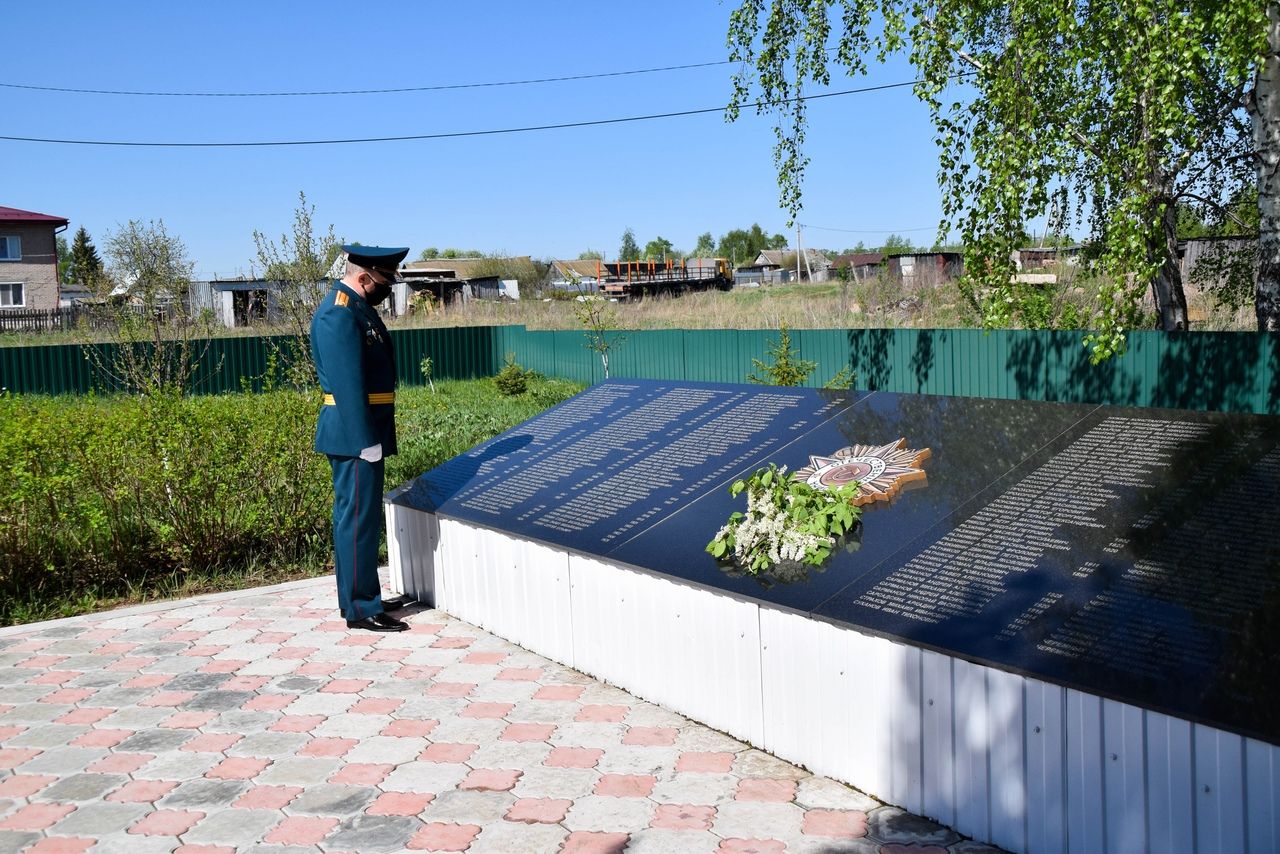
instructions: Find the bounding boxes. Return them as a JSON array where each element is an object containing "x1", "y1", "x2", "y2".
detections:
[{"x1": 386, "y1": 502, "x2": 1279, "y2": 854}]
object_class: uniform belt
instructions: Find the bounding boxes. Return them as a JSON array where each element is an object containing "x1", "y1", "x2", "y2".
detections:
[{"x1": 322, "y1": 392, "x2": 396, "y2": 405}]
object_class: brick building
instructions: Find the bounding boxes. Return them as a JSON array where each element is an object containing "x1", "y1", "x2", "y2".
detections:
[{"x1": 0, "y1": 206, "x2": 69, "y2": 311}]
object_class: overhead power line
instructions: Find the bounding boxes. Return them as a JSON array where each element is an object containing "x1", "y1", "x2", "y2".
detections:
[
  {"x1": 801, "y1": 222, "x2": 940, "y2": 234},
  {"x1": 0, "y1": 79, "x2": 926, "y2": 148},
  {"x1": 0, "y1": 59, "x2": 739, "y2": 98}
]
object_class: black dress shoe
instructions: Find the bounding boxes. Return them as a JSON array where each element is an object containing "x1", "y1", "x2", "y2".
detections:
[{"x1": 346, "y1": 612, "x2": 408, "y2": 632}]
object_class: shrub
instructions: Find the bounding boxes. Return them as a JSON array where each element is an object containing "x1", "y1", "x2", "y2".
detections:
[{"x1": 493, "y1": 353, "x2": 534, "y2": 396}]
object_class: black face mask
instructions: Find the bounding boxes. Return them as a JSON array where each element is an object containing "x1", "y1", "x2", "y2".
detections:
[{"x1": 366, "y1": 278, "x2": 392, "y2": 307}]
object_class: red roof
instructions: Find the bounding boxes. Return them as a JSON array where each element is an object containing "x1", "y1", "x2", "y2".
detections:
[{"x1": 0, "y1": 206, "x2": 69, "y2": 226}]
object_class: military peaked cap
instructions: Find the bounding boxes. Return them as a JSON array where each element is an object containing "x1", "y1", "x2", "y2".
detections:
[{"x1": 343, "y1": 244, "x2": 409, "y2": 279}]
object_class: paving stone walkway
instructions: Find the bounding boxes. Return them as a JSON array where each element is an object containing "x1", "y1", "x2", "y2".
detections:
[{"x1": 0, "y1": 575, "x2": 1004, "y2": 853}]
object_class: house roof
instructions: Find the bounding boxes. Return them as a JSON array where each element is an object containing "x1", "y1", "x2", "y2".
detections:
[
  {"x1": 755, "y1": 248, "x2": 831, "y2": 267},
  {"x1": 830, "y1": 252, "x2": 884, "y2": 268},
  {"x1": 0, "y1": 205, "x2": 69, "y2": 226},
  {"x1": 404, "y1": 256, "x2": 532, "y2": 280},
  {"x1": 552, "y1": 259, "x2": 606, "y2": 279}
]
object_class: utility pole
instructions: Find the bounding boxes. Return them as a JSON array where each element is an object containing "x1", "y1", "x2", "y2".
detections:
[{"x1": 796, "y1": 224, "x2": 802, "y2": 284}]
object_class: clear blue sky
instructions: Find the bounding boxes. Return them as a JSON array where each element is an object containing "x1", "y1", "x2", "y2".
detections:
[{"x1": 4, "y1": 1, "x2": 950, "y2": 277}]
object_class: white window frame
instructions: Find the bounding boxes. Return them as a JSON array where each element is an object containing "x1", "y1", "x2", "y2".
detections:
[
  {"x1": 0, "y1": 236, "x2": 21, "y2": 261},
  {"x1": 0, "y1": 282, "x2": 25, "y2": 308}
]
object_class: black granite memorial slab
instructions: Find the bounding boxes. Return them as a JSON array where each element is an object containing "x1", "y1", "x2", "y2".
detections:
[
  {"x1": 387, "y1": 380, "x2": 864, "y2": 555},
  {"x1": 389, "y1": 380, "x2": 1280, "y2": 744}
]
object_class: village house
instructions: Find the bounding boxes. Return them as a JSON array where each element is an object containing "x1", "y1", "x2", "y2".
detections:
[
  {"x1": 884, "y1": 250, "x2": 964, "y2": 289},
  {"x1": 0, "y1": 205, "x2": 69, "y2": 312},
  {"x1": 748, "y1": 248, "x2": 833, "y2": 282},
  {"x1": 829, "y1": 252, "x2": 885, "y2": 281}
]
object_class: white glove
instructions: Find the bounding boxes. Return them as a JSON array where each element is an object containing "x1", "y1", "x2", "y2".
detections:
[{"x1": 359, "y1": 444, "x2": 383, "y2": 463}]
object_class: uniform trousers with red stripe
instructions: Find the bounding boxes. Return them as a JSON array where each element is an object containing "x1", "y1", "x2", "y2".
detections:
[{"x1": 327, "y1": 455, "x2": 386, "y2": 620}]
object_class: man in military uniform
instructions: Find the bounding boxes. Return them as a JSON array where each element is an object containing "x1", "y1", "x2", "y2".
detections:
[{"x1": 310, "y1": 245, "x2": 409, "y2": 632}]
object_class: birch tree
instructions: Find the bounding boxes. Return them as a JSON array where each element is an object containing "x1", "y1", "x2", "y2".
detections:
[{"x1": 727, "y1": 0, "x2": 1270, "y2": 355}]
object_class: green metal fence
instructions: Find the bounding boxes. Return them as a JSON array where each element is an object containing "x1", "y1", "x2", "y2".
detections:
[{"x1": 2, "y1": 325, "x2": 1277, "y2": 414}]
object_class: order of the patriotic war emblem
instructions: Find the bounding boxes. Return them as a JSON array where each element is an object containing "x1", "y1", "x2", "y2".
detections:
[{"x1": 794, "y1": 438, "x2": 931, "y2": 505}]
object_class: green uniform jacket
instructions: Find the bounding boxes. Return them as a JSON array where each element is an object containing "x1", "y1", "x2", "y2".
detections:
[{"x1": 310, "y1": 281, "x2": 398, "y2": 457}]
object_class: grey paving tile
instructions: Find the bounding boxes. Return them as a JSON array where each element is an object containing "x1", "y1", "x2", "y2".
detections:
[
  {"x1": 49, "y1": 801, "x2": 149, "y2": 836},
  {"x1": 0, "y1": 832, "x2": 40, "y2": 854},
  {"x1": 33, "y1": 772, "x2": 127, "y2": 802},
  {"x1": 323, "y1": 815, "x2": 423, "y2": 854},
  {"x1": 157, "y1": 778, "x2": 249, "y2": 809},
  {"x1": 182, "y1": 806, "x2": 282, "y2": 847},
  {"x1": 285, "y1": 783, "x2": 376, "y2": 817},
  {"x1": 866, "y1": 805, "x2": 962, "y2": 845}
]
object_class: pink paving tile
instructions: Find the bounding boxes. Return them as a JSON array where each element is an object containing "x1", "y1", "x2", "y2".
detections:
[
  {"x1": 183, "y1": 646, "x2": 229, "y2": 658},
  {"x1": 71, "y1": 728, "x2": 133, "y2": 748},
  {"x1": 533, "y1": 684, "x2": 584, "y2": 701},
  {"x1": 0, "y1": 725, "x2": 25, "y2": 740},
  {"x1": 339, "y1": 634, "x2": 381, "y2": 647},
  {"x1": 141, "y1": 691, "x2": 196, "y2": 707},
  {"x1": 21, "y1": 655, "x2": 68, "y2": 668},
  {"x1": 406, "y1": 822, "x2": 481, "y2": 851},
  {"x1": 54, "y1": 707, "x2": 113, "y2": 725},
  {"x1": 25, "y1": 839, "x2": 94, "y2": 853},
  {"x1": 296, "y1": 661, "x2": 343, "y2": 676},
  {"x1": 233, "y1": 785, "x2": 302, "y2": 810},
  {"x1": 123, "y1": 674, "x2": 173, "y2": 689},
  {"x1": 161, "y1": 711, "x2": 217, "y2": 729},
  {"x1": 717, "y1": 840, "x2": 787, "y2": 854},
  {"x1": 800, "y1": 809, "x2": 868, "y2": 838},
  {"x1": 576, "y1": 704, "x2": 628, "y2": 723},
  {"x1": 181, "y1": 733, "x2": 243, "y2": 753},
  {"x1": 38, "y1": 688, "x2": 95, "y2": 705},
  {"x1": 0, "y1": 803, "x2": 75, "y2": 830},
  {"x1": 8, "y1": 641, "x2": 51, "y2": 653},
  {"x1": 652, "y1": 803, "x2": 716, "y2": 831},
  {"x1": 29, "y1": 671, "x2": 77, "y2": 685},
  {"x1": 0, "y1": 748, "x2": 41, "y2": 769},
  {"x1": 0, "y1": 774, "x2": 55, "y2": 797},
  {"x1": 129, "y1": 809, "x2": 205, "y2": 837},
  {"x1": 735, "y1": 778, "x2": 797, "y2": 803},
  {"x1": 419, "y1": 743, "x2": 478, "y2": 764},
  {"x1": 299, "y1": 737, "x2": 356, "y2": 758},
  {"x1": 505, "y1": 797, "x2": 572, "y2": 824},
  {"x1": 221, "y1": 675, "x2": 270, "y2": 692},
  {"x1": 329, "y1": 763, "x2": 393, "y2": 785},
  {"x1": 460, "y1": 651, "x2": 507, "y2": 665},
  {"x1": 363, "y1": 647, "x2": 410, "y2": 662},
  {"x1": 410, "y1": 623, "x2": 446, "y2": 635},
  {"x1": 427, "y1": 682, "x2": 475, "y2": 698},
  {"x1": 561, "y1": 831, "x2": 631, "y2": 853},
  {"x1": 317, "y1": 620, "x2": 350, "y2": 632},
  {"x1": 429, "y1": 636, "x2": 474, "y2": 649},
  {"x1": 381, "y1": 718, "x2": 438, "y2": 738},
  {"x1": 460, "y1": 701, "x2": 513, "y2": 719},
  {"x1": 349, "y1": 697, "x2": 403, "y2": 714},
  {"x1": 458, "y1": 769, "x2": 521, "y2": 792},
  {"x1": 163, "y1": 631, "x2": 206, "y2": 643},
  {"x1": 594, "y1": 774, "x2": 656, "y2": 798},
  {"x1": 250, "y1": 632, "x2": 293, "y2": 645},
  {"x1": 264, "y1": 816, "x2": 338, "y2": 845},
  {"x1": 270, "y1": 715, "x2": 325, "y2": 733},
  {"x1": 676, "y1": 752, "x2": 735, "y2": 773},
  {"x1": 206, "y1": 757, "x2": 271, "y2": 780},
  {"x1": 88, "y1": 753, "x2": 153, "y2": 774},
  {"x1": 623, "y1": 726, "x2": 678, "y2": 746},
  {"x1": 269, "y1": 646, "x2": 317, "y2": 660},
  {"x1": 395, "y1": 665, "x2": 442, "y2": 680},
  {"x1": 500, "y1": 722, "x2": 556, "y2": 743},
  {"x1": 496, "y1": 667, "x2": 542, "y2": 681},
  {"x1": 175, "y1": 846, "x2": 236, "y2": 854},
  {"x1": 108, "y1": 779, "x2": 178, "y2": 803},
  {"x1": 243, "y1": 693, "x2": 297, "y2": 712},
  {"x1": 545, "y1": 747, "x2": 603, "y2": 769},
  {"x1": 149, "y1": 619, "x2": 187, "y2": 629},
  {"x1": 367, "y1": 791, "x2": 435, "y2": 816}
]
